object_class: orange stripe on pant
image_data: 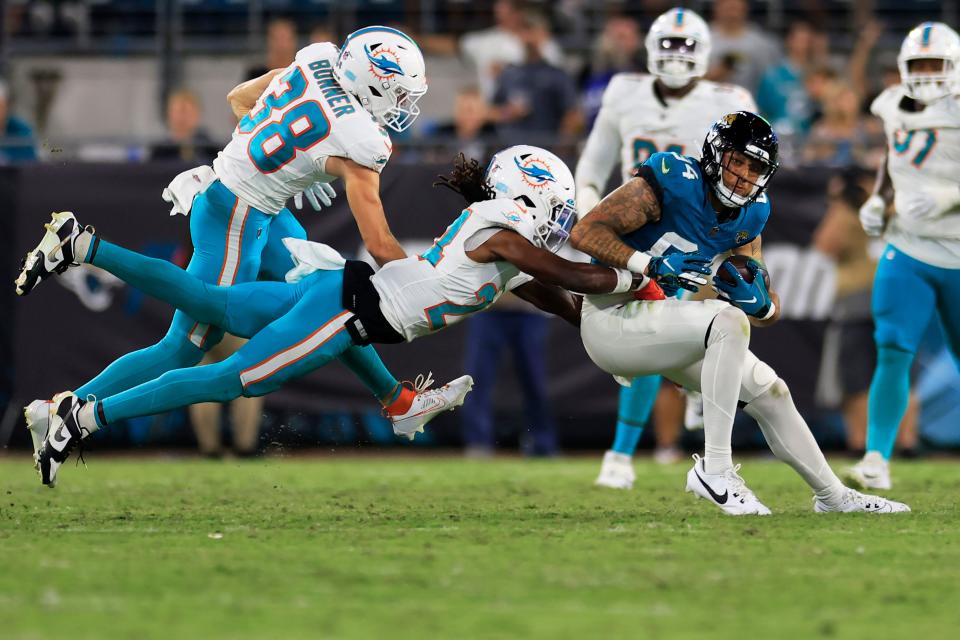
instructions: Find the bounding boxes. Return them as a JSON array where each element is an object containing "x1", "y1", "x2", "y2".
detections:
[
  {"x1": 189, "y1": 195, "x2": 250, "y2": 348},
  {"x1": 238, "y1": 311, "x2": 352, "y2": 388}
]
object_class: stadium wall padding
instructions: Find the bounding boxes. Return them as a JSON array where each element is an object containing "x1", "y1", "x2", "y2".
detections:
[{"x1": 9, "y1": 161, "x2": 832, "y2": 431}]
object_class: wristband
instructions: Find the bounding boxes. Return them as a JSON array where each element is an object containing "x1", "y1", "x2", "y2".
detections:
[
  {"x1": 611, "y1": 268, "x2": 634, "y2": 294},
  {"x1": 627, "y1": 251, "x2": 651, "y2": 275},
  {"x1": 760, "y1": 302, "x2": 776, "y2": 321}
]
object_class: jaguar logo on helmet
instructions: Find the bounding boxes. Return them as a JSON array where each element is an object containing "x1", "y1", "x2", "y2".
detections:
[
  {"x1": 736, "y1": 230, "x2": 750, "y2": 244},
  {"x1": 366, "y1": 45, "x2": 404, "y2": 80},
  {"x1": 723, "y1": 113, "x2": 739, "y2": 125},
  {"x1": 514, "y1": 156, "x2": 557, "y2": 189}
]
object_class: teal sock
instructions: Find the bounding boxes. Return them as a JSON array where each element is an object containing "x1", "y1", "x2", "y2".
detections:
[
  {"x1": 337, "y1": 345, "x2": 400, "y2": 403},
  {"x1": 611, "y1": 375, "x2": 660, "y2": 456},
  {"x1": 865, "y1": 346, "x2": 914, "y2": 460}
]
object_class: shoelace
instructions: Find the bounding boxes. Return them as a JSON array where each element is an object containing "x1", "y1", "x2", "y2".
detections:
[
  {"x1": 844, "y1": 489, "x2": 884, "y2": 511},
  {"x1": 723, "y1": 464, "x2": 757, "y2": 503},
  {"x1": 412, "y1": 372, "x2": 435, "y2": 394}
]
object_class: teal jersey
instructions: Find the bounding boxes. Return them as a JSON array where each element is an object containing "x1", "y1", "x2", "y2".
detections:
[{"x1": 621, "y1": 152, "x2": 770, "y2": 259}]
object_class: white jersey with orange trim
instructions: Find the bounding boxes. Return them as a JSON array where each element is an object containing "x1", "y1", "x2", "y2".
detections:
[
  {"x1": 213, "y1": 42, "x2": 393, "y2": 215},
  {"x1": 576, "y1": 74, "x2": 756, "y2": 201},
  {"x1": 871, "y1": 85, "x2": 960, "y2": 267},
  {"x1": 372, "y1": 199, "x2": 537, "y2": 341}
]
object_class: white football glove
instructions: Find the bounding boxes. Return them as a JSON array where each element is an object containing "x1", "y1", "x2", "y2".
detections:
[
  {"x1": 858, "y1": 194, "x2": 886, "y2": 237},
  {"x1": 293, "y1": 182, "x2": 336, "y2": 212},
  {"x1": 898, "y1": 192, "x2": 937, "y2": 221}
]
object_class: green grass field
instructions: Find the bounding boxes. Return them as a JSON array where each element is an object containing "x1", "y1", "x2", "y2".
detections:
[{"x1": 1, "y1": 454, "x2": 958, "y2": 639}]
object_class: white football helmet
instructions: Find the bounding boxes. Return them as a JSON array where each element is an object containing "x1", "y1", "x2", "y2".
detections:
[
  {"x1": 645, "y1": 7, "x2": 711, "y2": 88},
  {"x1": 898, "y1": 22, "x2": 960, "y2": 103},
  {"x1": 334, "y1": 26, "x2": 428, "y2": 132},
  {"x1": 485, "y1": 146, "x2": 578, "y2": 253}
]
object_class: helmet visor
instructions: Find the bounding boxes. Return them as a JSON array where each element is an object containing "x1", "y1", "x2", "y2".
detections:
[
  {"x1": 382, "y1": 84, "x2": 428, "y2": 132},
  {"x1": 540, "y1": 196, "x2": 578, "y2": 253}
]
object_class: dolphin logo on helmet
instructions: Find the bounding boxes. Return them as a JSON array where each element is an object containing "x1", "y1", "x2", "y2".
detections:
[
  {"x1": 365, "y1": 46, "x2": 405, "y2": 77},
  {"x1": 514, "y1": 157, "x2": 557, "y2": 185}
]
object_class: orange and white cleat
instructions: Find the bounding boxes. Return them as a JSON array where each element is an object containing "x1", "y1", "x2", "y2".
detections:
[{"x1": 386, "y1": 373, "x2": 474, "y2": 441}]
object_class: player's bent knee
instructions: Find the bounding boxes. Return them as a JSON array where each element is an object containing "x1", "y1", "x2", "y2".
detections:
[{"x1": 740, "y1": 356, "x2": 779, "y2": 403}]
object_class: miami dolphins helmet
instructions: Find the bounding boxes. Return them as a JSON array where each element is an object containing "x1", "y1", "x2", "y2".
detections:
[
  {"x1": 334, "y1": 26, "x2": 428, "y2": 132},
  {"x1": 645, "y1": 7, "x2": 712, "y2": 89},
  {"x1": 485, "y1": 145, "x2": 578, "y2": 253},
  {"x1": 898, "y1": 22, "x2": 960, "y2": 103}
]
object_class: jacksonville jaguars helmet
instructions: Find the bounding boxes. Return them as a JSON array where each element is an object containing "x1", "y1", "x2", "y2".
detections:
[
  {"x1": 898, "y1": 22, "x2": 960, "y2": 104},
  {"x1": 700, "y1": 112, "x2": 780, "y2": 208},
  {"x1": 485, "y1": 145, "x2": 578, "y2": 253},
  {"x1": 645, "y1": 7, "x2": 712, "y2": 89},
  {"x1": 334, "y1": 26, "x2": 428, "y2": 132}
]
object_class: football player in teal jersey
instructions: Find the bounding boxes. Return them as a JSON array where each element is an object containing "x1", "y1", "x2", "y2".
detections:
[{"x1": 573, "y1": 112, "x2": 910, "y2": 515}]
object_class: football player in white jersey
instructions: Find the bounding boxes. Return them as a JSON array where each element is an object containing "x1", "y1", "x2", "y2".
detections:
[
  {"x1": 16, "y1": 26, "x2": 447, "y2": 469},
  {"x1": 846, "y1": 22, "x2": 960, "y2": 490},
  {"x1": 22, "y1": 146, "x2": 659, "y2": 487},
  {"x1": 575, "y1": 7, "x2": 756, "y2": 489}
]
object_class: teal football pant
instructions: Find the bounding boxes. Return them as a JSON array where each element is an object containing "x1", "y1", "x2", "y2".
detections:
[
  {"x1": 73, "y1": 180, "x2": 398, "y2": 404},
  {"x1": 85, "y1": 237, "x2": 394, "y2": 424}
]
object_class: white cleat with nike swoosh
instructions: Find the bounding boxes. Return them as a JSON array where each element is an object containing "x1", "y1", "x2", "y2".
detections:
[
  {"x1": 685, "y1": 454, "x2": 772, "y2": 516},
  {"x1": 37, "y1": 393, "x2": 91, "y2": 487},
  {"x1": 388, "y1": 373, "x2": 474, "y2": 441}
]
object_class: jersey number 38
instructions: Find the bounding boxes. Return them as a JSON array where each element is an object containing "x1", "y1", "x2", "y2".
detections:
[{"x1": 238, "y1": 67, "x2": 332, "y2": 174}]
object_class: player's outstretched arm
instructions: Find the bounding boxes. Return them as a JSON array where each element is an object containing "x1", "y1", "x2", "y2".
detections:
[
  {"x1": 476, "y1": 229, "x2": 644, "y2": 296},
  {"x1": 574, "y1": 104, "x2": 621, "y2": 213},
  {"x1": 325, "y1": 156, "x2": 406, "y2": 266},
  {"x1": 732, "y1": 235, "x2": 781, "y2": 327},
  {"x1": 227, "y1": 68, "x2": 283, "y2": 120},
  {"x1": 511, "y1": 281, "x2": 582, "y2": 328},
  {"x1": 570, "y1": 175, "x2": 661, "y2": 270}
]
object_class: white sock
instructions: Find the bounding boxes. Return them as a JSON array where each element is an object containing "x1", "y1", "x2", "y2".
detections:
[
  {"x1": 74, "y1": 230, "x2": 93, "y2": 264},
  {"x1": 702, "y1": 308, "x2": 750, "y2": 475},
  {"x1": 78, "y1": 401, "x2": 101, "y2": 437},
  {"x1": 744, "y1": 381, "x2": 845, "y2": 500}
]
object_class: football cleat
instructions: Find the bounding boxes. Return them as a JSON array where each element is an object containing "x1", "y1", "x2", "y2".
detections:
[
  {"x1": 24, "y1": 399, "x2": 55, "y2": 471},
  {"x1": 813, "y1": 488, "x2": 910, "y2": 513},
  {"x1": 843, "y1": 451, "x2": 892, "y2": 491},
  {"x1": 595, "y1": 450, "x2": 635, "y2": 489},
  {"x1": 653, "y1": 446, "x2": 682, "y2": 465},
  {"x1": 389, "y1": 373, "x2": 474, "y2": 441},
  {"x1": 15, "y1": 211, "x2": 92, "y2": 296},
  {"x1": 685, "y1": 454, "x2": 772, "y2": 516},
  {"x1": 37, "y1": 393, "x2": 90, "y2": 488}
]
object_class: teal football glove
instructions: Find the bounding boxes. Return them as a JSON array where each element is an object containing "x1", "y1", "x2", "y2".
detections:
[
  {"x1": 647, "y1": 252, "x2": 712, "y2": 293},
  {"x1": 713, "y1": 261, "x2": 772, "y2": 318}
]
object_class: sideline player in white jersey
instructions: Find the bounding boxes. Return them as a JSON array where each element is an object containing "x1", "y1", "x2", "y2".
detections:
[
  {"x1": 21, "y1": 147, "x2": 658, "y2": 487},
  {"x1": 16, "y1": 26, "x2": 454, "y2": 468},
  {"x1": 575, "y1": 7, "x2": 756, "y2": 489},
  {"x1": 847, "y1": 22, "x2": 960, "y2": 490}
]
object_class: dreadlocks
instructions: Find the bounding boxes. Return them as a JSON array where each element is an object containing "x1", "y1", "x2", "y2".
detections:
[{"x1": 433, "y1": 153, "x2": 497, "y2": 204}]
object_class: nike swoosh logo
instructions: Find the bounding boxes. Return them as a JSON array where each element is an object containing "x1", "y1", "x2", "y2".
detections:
[
  {"x1": 50, "y1": 424, "x2": 71, "y2": 451},
  {"x1": 661, "y1": 158, "x2": 670, "y2": 174},
  {"x1": 733, "y1": 296, "x2": 757, "y2": 304},
  {"x1": 694, "y1": 468, "x2": 728, "y2": 504}
]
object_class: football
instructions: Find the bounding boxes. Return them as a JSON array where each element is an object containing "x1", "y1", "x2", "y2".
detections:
[{"x1": 717, "y1": 254, "x2": 771, "y2": 288}]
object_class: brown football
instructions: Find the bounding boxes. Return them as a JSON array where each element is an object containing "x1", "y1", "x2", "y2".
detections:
[{"x1": 717, "y1": 254, "x2": 771, "y2": 288}]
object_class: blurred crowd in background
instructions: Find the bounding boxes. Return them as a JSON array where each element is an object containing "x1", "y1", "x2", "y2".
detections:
[
  {"x1": 1, "y1": 0, "x2": 958, "y2": 457},
  {"x1": 0, "y1": 0, "x2": 952, "y2": 167}
]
